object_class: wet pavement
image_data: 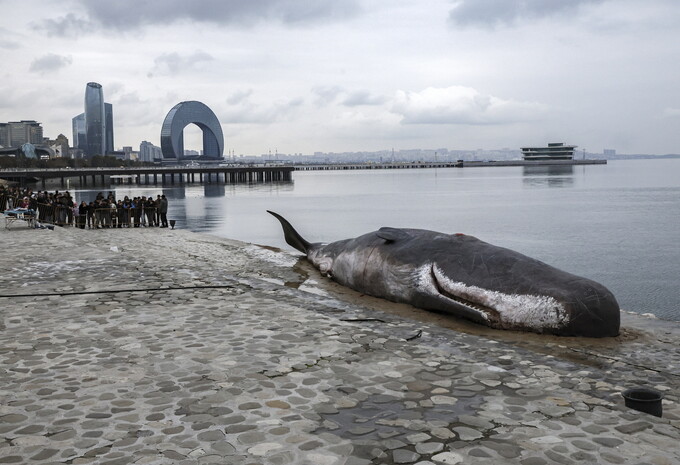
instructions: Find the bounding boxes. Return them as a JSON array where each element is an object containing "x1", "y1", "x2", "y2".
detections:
[{"x1": 0, "y1": 225, "x2": 678, "y2": 464}]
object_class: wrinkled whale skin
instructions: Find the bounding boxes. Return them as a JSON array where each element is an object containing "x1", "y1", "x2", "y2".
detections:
[{"x1": 268, "y1": 211, "x2": 620, "y2": 337}]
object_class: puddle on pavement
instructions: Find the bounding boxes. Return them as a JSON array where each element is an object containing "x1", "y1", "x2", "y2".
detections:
[{"x1": 314, "y1": 393, "x2": 483, "y2": 441}]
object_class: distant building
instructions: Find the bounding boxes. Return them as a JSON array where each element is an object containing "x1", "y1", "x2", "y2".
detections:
[
  {"x1": 108, "y1": 150, "x2": 127, "y2": 160},
  {"x1": 122, "y1": 146, "x2": 132, "y2": 159},
  {"x1": 0, "y1": 123, "x2": 8, "y2": 147},
  {"x1": 105, "y1": 103, "x2": 114, "y2": 154},
  {"x1": 160, "y1": 100, "x2": 224, "y2": 160},
  {"x1": 139, "y1": 141, "x2": 163, "y2": 162},
  {"x1": 69, "y1": 147, "x2": 85, "y2": 159},
  {"x1": 85, "y1": 82, "x2": 105, "y2": 156},
  {"x1": 521, "y1": 142, "x2": 576, "y2": 161},
  {"x1": 47, "y1": 134, "x2": 70, "y2": 157},
  {"x1": 74, "y1": 82, "x2": 114, "y2": 157},
  {"x1": 603, "y1": 149, "x2": 616, "y2": 156},
  {"x1": 0, "y1": 120, "x2": 44, "y2": 147},
  {"x1": 72, "y1": 113, "x2": 86, "y2": 151}
]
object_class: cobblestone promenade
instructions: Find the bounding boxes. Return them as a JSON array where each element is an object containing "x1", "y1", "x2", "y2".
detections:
[{"x1": 0, "y1": 226, "x2": 678, "y2": 464}]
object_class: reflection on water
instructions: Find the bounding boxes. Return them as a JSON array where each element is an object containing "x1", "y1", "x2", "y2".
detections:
[
  {"x1": 522, "y1": 165, "x2": 574, "y2": 187},
  {"x1": 204, "y1": 183, "x2": 226, "y2": 198}
]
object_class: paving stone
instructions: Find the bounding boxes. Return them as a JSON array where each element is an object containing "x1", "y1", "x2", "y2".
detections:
[
  {"x1": 600, "y1": 452, "x2": 626, "y2": 464},
  {"x1": 467, "y1": 448, "x2": 492, "y2": 457},
  {"x1": 431, "y1": 451, "x2": 464, "y2": 464},
  {"x1": 393, "y1": 449, "x2": 421, "y2": 463},
  {"x1": 572, "y1": 439, "x2": 597, "y2": 451},
  {"x1": 266, "y1": 400, "x2": 291, "y2": 409},
  {"x1": 521, "y1": 458, "x2": 548, "y2": 465},
  {"x1": 615, "y1": 421, "x2": 652, "y2": 434},
  {"x1": 452, "y1": 426, "x2": 483, "y2": 441},
  {"x1": 415, "y1": 442, "x2": 444, "y2": 455}
]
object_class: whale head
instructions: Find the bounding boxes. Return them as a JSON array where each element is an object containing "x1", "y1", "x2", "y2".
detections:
[{"x1": 402, "y1": 232, "x2": 620, "y2": 337}]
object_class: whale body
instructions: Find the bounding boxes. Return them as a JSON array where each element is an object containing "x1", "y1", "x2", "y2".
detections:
[{"x1": 268, "y1": 211, "x2": 620, "y2": 337}]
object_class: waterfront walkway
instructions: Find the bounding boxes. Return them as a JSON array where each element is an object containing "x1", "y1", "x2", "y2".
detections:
[{"x1": 0, "y1": 226, "x2": 678, "y2": 464}]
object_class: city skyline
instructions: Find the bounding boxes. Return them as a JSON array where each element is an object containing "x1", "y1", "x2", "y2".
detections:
[{"x1": 1, "y1": 1, "x2": 680, "y2": 156}]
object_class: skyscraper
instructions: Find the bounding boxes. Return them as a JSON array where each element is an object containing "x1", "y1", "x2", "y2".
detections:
[
  {"x1": 84, "y1": 82, "x2": 105, "y2": 156},
  {"x1": 72, "y1": 113, "x2": 86, "y2": 151},
  {"x1": 105, "y1": 103, "x2": 114, "y2": 154}
]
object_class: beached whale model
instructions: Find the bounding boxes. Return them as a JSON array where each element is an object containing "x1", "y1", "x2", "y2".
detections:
[{"x1": 268, "y1": 211, "x2": 620, "y2": 337}]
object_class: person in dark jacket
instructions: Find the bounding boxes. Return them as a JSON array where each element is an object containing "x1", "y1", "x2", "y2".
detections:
[
  {"x1": 159, "y1": 195, "x2": 168, "y2": 227},
  {"x1": 86, "y1": 201, "x2": 95, "y2": 229},
  {"x1": 144, "y1": 197, "x2": 156, "y2": 227},
  {"x1": 78, "y1": 201, "x2": 88, "y2": 229}
]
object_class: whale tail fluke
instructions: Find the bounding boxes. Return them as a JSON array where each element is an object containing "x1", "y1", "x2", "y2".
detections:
[{"x1": 267, "y1": 210, "x2": 311, "y2": 254}]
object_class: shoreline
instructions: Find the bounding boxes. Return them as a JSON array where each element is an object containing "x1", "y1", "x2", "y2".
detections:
[{"x1": 1, "y1": 225, "x2": 678, "y2": 464}]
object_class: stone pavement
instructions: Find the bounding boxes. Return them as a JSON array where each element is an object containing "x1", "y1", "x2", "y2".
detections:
[{"x1": 0, "y1": 226, "x2": 678, "y2": 464}]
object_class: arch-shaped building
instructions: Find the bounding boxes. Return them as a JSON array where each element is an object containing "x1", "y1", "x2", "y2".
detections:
[{"x1": 160, "y1": 101, "x2": 224, "y2": 160}]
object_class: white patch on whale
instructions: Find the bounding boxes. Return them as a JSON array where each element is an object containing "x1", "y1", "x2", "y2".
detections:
[{"x1": 417, "y1": 264, "x2": 569, "y2": 330}]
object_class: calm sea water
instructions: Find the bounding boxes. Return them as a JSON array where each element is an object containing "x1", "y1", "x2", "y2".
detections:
[{"x1": 72, "y1": 159, "x2": 680, "y2": 321}]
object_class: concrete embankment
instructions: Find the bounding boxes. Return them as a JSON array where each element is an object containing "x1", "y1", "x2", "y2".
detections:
[{"x1": 0, "y1": 224, "x2": 678, "y2": 464}]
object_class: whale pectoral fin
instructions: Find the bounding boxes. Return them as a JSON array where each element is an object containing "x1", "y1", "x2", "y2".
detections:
[{"x1": 377, "y1": 227, "x2": 410, "y2": 243}]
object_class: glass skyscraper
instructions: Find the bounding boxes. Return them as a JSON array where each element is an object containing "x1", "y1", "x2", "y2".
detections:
[
  {"x1": 105, "y1": 103, "x2": 114, "y2": 154},
  {"x1": 72, "y1": 113, "x2": 86, "y2": 152},
  {"x1": 74, "y1": 82, "x2": 114, "y2": 157},
  {"x1": 84, "y1": 82, "x2": 105, "y2": 156}
]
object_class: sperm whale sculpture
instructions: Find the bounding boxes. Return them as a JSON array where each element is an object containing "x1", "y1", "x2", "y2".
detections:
[{"x1": 268, "y1": 211, "x2": 620, "y2": 337}]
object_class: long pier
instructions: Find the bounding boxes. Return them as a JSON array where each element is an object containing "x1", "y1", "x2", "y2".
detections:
[
  {"x1": 294, "y1": 159, "x2": 606, "y2": 171},
  {"x1": 0, "y1": 159, "x2": 607, "y2": 187},
  {"x1": 0, "y1": 165, "x2": 294, "y2": 188}
]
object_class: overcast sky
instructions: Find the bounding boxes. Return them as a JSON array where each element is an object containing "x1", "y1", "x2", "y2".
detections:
[{"x1": 1, "y1": 0, "x2": 679, "y2": 155}]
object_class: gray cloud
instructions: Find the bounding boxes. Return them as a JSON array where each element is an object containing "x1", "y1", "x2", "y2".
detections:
[
  {"x1": 150, "y1": 51, "x2": 214, "y2": 76},
  {"x1": 227, "y1": 89, "x2": 254, "y2": 105},
  {"x1": 221, "y1": 96, "x2": 304, "y2": 124},
  {"x1": 28, "y1": 53, "x2": 73, "y2": 74},
  {"x1": 342, "y1": 90, "x2": 387, "y2": 107},
  {"x1": 42, "y1": 13, "x2": 96, "y2": 37},
  {"x1": 391, "y1": 86, "x2": 547, "y2": 125},
  {"x1": 0, "y1": 38, "x2": 20, "y2": 49},
  {"x1": 449, "y1": 0, "x2": 604, "y2": 28},
  {"x1": 312, "y1": 85, "x2": 344, "y2": 106},
  {"x1": 44, "y1": 0, "x2": 360, "y2": 35}
]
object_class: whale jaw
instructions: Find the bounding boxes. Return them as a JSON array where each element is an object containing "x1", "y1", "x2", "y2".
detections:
[{"x1": 417, "y1": 264, "x2": 571, "y2": 334}]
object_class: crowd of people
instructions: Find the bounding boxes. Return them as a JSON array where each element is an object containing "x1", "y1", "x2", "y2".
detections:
[{"x1": 1, "y1": 185, "x2": 169, "y2": 229}]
